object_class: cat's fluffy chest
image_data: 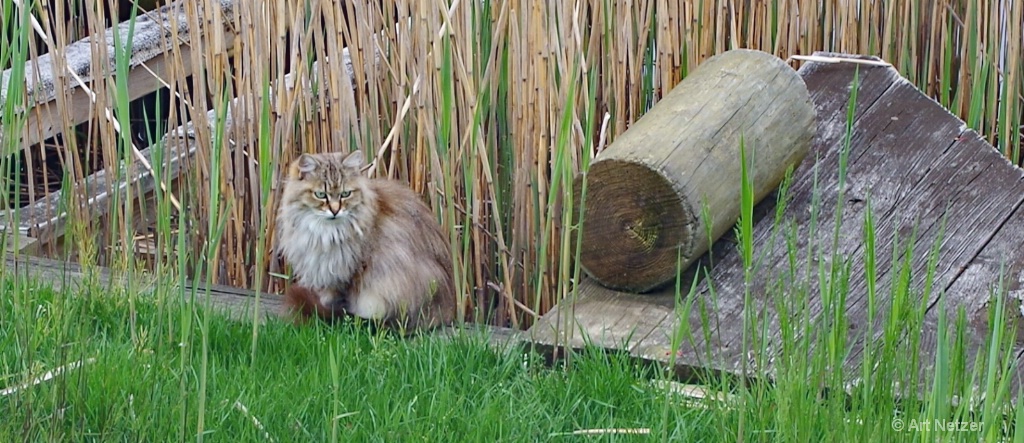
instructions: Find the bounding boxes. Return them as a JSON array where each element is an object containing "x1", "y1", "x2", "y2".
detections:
[{"x1": 278, "y1": 208, "x2": 366, "y2": 290}]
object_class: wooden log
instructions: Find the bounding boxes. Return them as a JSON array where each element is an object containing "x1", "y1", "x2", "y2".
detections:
[{"x1": 574, "y1": 49, "x2": 816, "y2": 293}]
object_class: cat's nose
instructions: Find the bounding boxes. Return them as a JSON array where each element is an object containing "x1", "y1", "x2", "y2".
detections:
[{"x1": 328, "y1": 201, "x2": 342, "y2": 215}]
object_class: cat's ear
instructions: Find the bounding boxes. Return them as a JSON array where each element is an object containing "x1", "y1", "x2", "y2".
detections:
[
  {"x1": 342, "y1": 150, "x2": 365, "y2": 170},
  {"x1": 295, "y1": 154, "x2": 320, "y2": 179}
]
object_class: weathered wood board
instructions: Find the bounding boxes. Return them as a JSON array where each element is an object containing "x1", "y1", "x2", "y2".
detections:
[
  {"x1": 0, "y1": 0, "x2": 239, "y2": 152},
  {"x1": 2, "y1": 252, "x2": 289, "y2": 322},
  {"x1": 1, "y1": 253, "x2": 526, "y2": 350},
  {"x1": 0, "y1": 0, "x2": 363, "y2": 247},
  {"x1": 529, "y1": 52, "x2": 1024, "y2": 392}
]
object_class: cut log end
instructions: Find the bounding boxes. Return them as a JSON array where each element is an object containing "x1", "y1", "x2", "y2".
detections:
[
  {"x1": 573, "y1": 49, "x2": 815, "y2": 294},
  {"x1": 576, "y1": 160, "x2": 696, "y2": 292}
]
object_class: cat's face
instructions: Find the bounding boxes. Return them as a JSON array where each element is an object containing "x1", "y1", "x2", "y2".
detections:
[{"x1": 285, "y1": 151, "x2": 368, "y2": 220}]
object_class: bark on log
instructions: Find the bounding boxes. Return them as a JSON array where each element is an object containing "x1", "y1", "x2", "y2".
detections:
[{"x1": 575, "y1": 49, "x2": 816, "y2": 293}]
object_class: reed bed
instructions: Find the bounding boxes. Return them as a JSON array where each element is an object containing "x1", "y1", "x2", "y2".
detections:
[{"x1": 1, "y1": 0, "x2": 1022, "y2": 328}]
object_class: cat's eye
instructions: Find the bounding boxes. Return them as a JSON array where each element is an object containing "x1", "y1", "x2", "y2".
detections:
[
  {"x1": 339, "y1": 190, "x2": 352, "y2": 198},
  {"x1": 313, "y1": 191, "x2": 327, "y2": 199}
]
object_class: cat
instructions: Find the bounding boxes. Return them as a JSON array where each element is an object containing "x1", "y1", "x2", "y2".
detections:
[{"x1": 275, "y1": 150, "x2": 456, "y2": 332}]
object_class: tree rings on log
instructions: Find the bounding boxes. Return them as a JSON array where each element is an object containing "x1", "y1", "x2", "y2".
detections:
[{"x1": 574, "y1": 49, "x2": 816, "y2": 293}]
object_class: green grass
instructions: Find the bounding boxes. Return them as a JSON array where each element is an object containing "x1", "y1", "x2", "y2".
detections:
[
  {"x1": 3, "y1": 1, "x2": 1023, "y2": 441},
  {"x1": 4, "y1": 78, "x2": 1021, "y2": 439},
  {"x1": 0, "y1": 275, "x2": 716, "y2": 441}
]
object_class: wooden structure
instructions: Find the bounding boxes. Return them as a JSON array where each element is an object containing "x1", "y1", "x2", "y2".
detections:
[
  {"x1": 576, "y1": 49, "x2": 815, "y2": 293},
  {"x1": 0, "y1": 0, "x2": 358, "y2": 250},
  {"x1": 531, "y1": 52, "x2": 1024, "y2": 389},
  {"x1": 4, "y1": 27, "x2": 1024, "y2": 393},
  {"x1": 0, "y1": 1, "x2": 238, "y2": 249},
  {"x1": 1, "y1": 252, "x2": 524, "y2": 346}
]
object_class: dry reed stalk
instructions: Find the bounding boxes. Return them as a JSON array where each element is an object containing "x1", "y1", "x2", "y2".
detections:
[{"x1": 4, "y1": 0, "x2": 1022, "y2": 327}]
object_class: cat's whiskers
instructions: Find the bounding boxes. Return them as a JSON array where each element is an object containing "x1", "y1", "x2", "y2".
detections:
[{"x1": 276, "y1": 150, "x2": 455, "y2": 331}]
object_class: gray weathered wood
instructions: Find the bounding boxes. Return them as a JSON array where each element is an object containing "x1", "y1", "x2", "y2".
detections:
[
  {"x1": 0, "y1": 0, "x2": 362, "y2": 246},
  {"x1": 1, "y1": 252, "x2": 526, "y2": 351},
  {"x1": 1, "y1": 232, "x2": 39, "y2": 254},
  {"x1": 532, "y1": 52, "x2": 1024, "y2": 394},
  {"x1": 529, "y1": 279, "x2": 674, "y2": 352},
  {"x1": 0, "y1": 0, "x2": 238, "y2": 152},
  {"x1": 574, "y1": 49, "x2": 815, "y2": 293},
  {"x1": 2, "y1": 252, "x2": 288, "y2": 321},
  {"x1": 0, "y1": 125, "x2": 198, "y2": 245}
]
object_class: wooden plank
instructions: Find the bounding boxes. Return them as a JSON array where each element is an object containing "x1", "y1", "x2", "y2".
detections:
[
  {"x1": 2, "y1": 252, "x2": 289, "y2": 322},
  {"x1": 0, "y1": 253, "x2": 527, "y2": 352},
  {"x1": 532, "y1": 53, "x2": 1024, "y2": 391},
  {"x1": 688, "y1": 58, "x2": 1023, "y2": 370},
  {"x1": 647, "y1": 56, "x2": 910, "y2": 373},
  {"x1": 803, "y1": 85, "x2": 1024, "y2": 369},
  {"x1": 843, "y1": 130, "x2": 1024, "y2": 366},
  {"x1": 528, "y1": 279, "x2": 674, "y2": 352},
  {"x1": 0, "y1": 0, "x2": 237, "y2": 151},
  {"x1": 0, "y1": 125, "x2": 198, "y2": 245},
  {"x1": 919, "y1": 173, "x2": 1024, "y2": 389},
  {"x1": 1, "y1": 232, "x2": 39, "y2": 254},
  {"x1": 0, "y1": 3, "x2": 361, "y2": 246}
]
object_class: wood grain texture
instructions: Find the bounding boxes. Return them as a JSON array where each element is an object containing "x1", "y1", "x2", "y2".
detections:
[
  {"x1": 528, "y1": 280, "x2": 674, "y2": 352},
  {"x1": 1, "y1": 253, "x2": 527, "y2": 351},
  {"x1": 0, "y1": 1, "x2": 238, "y2": 151},
  {"x1": 532, "y1": 52, "x2": 1024, "y2": 393},
  {"x1": 2, "y1": 252, "x2": 289, "y2": 321},
  {"x1": 574, "y1": 49, "x2": 815, "y2": 293}
]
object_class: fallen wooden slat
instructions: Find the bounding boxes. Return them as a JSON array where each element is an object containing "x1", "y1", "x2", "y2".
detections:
[
  {"x1": 1, "y1": 252, "x2": 526, "y2": 351},
  {"x1": 0, "y1": 121, "x2": 199, "y2": 246},
  {"x1": 1, "y1": 232, "x2": 39, "y2": 254},
  {"x1": 528, "y1": 280, "x2": 673, "y2": 353},
  {"x1": 2, "y1": 252, "x2": 289, "y2": 321},
  {"x1": 0, "y1": 0, "x2": 237, "y2": 151},
  {"x1": 0, "y1": 0, "x2": 362, "y2": 246}
]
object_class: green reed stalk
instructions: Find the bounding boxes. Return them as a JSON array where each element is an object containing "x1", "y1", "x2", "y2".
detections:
[
  {"x1": 539, "y1": 69, "x2": 578, "y2": 336},
  {"x1": 329, "y1": 343, "x2": 341, "y2": 443},
  {"x1": 1, "y1": 0, "x2": 30, "y2": 404},
  {"x1": 0, "y1": 0, "x2": 28, "y2": 255},
  {"x1": 110, "y1": 4, "x2": 141, "y2": 345},
  {"x1": 736, "y1": 133, "x2": 754, "y2": 442},
  {"x1": 434, "y1": 27, "x2": 464, "y2": 322},
  {"x1": 196, "y1": 90, "x2": 233, "y2": 442},
  {"x1": 176, "y1": 201, "x2": 193, "y2": 437},
  {"x1": 568, "y1": 67, "x2": 600, "y2": 311},
  {"x1": 251, "y1": 75, "x2": 274, "y2": 359},
  {"x1": 981, "y1": 268, "x2": 1018, "y2": 441}
]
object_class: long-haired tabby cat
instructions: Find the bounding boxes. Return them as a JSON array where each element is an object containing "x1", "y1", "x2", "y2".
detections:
[{"x1": 275, "y1": 150, "x2": 455, "y2": 332}]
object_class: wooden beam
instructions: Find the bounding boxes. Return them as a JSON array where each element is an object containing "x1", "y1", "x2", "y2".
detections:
[
  {"x1": 2, "y1": 252, "x2": 288, "y2": 321},
  {"x1": 0, "y1": 122, "x2": 198, "y2": 245},
  {"x1": 1, "y1": 252, "x2": 526, "y2": 351},
  {"x1": 0, "y1": 0, "x2": 364, "y2": 246},
  {"x1": 1, "y1": 232, "x2": 39, "y2": 254},
  {"x1": 574, "y1": 49, "x2": 815, "y2": 293},
  {"x1": 0, "y1": 0, "x2": 237, "y2": 152},
  {"x1": 535, "y1": 52, "x2": 1024, "y2": 394}
]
